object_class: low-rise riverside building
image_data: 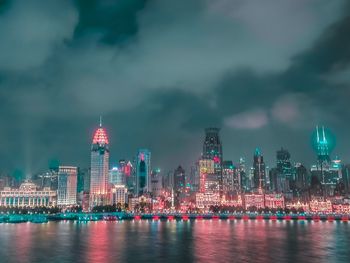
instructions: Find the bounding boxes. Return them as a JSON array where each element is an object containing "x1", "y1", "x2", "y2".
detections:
[{"x1": 0, "y1": 181, "x2": 56, "y2": 207}]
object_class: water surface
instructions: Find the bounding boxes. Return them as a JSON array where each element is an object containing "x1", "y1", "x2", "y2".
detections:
[{"x1": 0, "y1": 220, "x2": 349, "y2": 262}]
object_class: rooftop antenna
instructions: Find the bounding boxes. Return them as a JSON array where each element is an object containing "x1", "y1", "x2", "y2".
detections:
[{"x1": 99, "y1": 116, "x2": 102, "y2": 127}]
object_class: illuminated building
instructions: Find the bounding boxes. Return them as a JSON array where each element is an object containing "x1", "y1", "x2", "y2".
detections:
[
  {"x1": 244, "y1": 194, "x2": 265, "y2": 209},
  {"x1": 221, "y1": 195, "x2": 243, "y2": 207},
  {"x1": 315, "y1": 126, "x2": 330, "y2": 163},
  {"x1": 332, "y1": 203, "x2": 350, "y2": 214},
  {"x1": 109, "y1": 166, "x2": 125, "y2": 185},
  {"x1": 151, "y1": 168, "x2": 162, "y2": 197},
  {"x1": 57, "y1": 166, "x2": 77, "y2": 206},
  {"x1": 37, "y1": 169, "x2": 58, "y2": 190},
  {"x1": 89, "y1": 119, "x2": 110, "y2": 208},
  {"x1": 129, "y1": 196, "x2": 152, "y2": 212},
  {"x1": 310, "y1": 126, "x2": 341, "y2": 196},
  {"x1": 111, "y1": 185, "x2": 128, "y2": 205},
  {"x1": 222, "y1": 161, "x2": 240, "y2": 195},
  {"x1": 195, "y1": 192, "x2": 221, "y2": 209},
  {"x1": 198, "y1": 159, "x2": 215, "y2": 193},
  {"x1": 285, "y1": 201, "x2": 310, "y2": 212},
  {"x1": 135, "y1": 149, "x2": 151, "y2": 196},
  {"x1": 253, "y1": 148, "x2": 266, "y2": 192},
  {"x1": 264, "y1": 194, "x2": 285, "y2": 209},
  {"x1": 188, "y1": 165, "x2": 198, "y2": 191},
  {"x1": 119, "y1": 160, "x2": 133, "y2": 192},
  {"x1": 309, "y1": 198, "x2": 332, "y2": 213},
  {"x1": 0, "y1": 181, "x2": 56, "y2": 207},
  {"x1": 202, "y1": 128, "x2": 223, "y2": 191}
]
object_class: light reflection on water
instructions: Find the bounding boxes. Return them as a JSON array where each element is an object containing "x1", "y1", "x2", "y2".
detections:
[{"x1": 0, "y1": 220, "x2": 349, "y2": 263}]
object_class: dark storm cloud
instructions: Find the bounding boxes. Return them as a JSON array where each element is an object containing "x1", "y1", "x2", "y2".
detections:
[{"x1": 0, "y1": 0, "x2": 349, "y2": 176}]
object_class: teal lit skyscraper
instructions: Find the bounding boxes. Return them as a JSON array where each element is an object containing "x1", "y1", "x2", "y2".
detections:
[{"x1": 135, "y1": 149, "x2": 151, "y2": 196}]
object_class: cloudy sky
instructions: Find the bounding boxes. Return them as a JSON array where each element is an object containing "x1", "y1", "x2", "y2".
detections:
[{"x1": 0, "y1": 0, "x2": 350, "y2": 176}]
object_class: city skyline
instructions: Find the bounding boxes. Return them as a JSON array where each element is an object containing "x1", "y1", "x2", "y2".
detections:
[
  {"x1": 0, "y1": 118, "x2": 347, "y2": 177},
  {"x1": 1, "y1": 2, "x2": 350, "y2": 263},
  {"x1": 0, "y1": 1, "x2": 350, "y2": 175}
]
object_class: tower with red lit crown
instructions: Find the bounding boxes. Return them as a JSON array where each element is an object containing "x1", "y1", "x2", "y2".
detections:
[{"x1": 89, "y1": 118, "x2": 110, "y2": 208}]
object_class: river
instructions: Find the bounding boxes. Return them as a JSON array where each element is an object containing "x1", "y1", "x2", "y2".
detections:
[{"x1": 0, "y1": 220, "x2": 349, "y2": 262}]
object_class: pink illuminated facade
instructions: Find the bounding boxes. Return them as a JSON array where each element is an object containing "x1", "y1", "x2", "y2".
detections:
[{"x1": 89, "y1": 120, "x2": 110, "y2": 208}]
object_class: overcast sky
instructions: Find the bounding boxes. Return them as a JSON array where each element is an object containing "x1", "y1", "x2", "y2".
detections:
[{"x1": 0, "y1": 0, "x2": 350, "y2": 176}]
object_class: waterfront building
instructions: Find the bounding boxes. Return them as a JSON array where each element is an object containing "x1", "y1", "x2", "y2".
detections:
[
  {"x1": 243, "y1": 194, "x2": 265, "y2": 209},
  {"x1": 57, "y1": 166, "x2": 77, "y2": 206},
  {"x1": 264, "y1": 194, "x2": 285, "y2": 209},
  {"x1": 332, "y1": 203, "x2": 350, "y2": 214},
  {"x1": 111, "y1": 185, "x2": 128, "y2": 205},
  {"x1": 221, "y1": 195, "x2": 243, "y2": 207},
  {"x1": 309, "y1": 198, "x2": 332, "y2": 213},
  {"x1": 0, "y1": 181, "x2": 56, "y2": 207},
  {"x1": 285, "y1": 201, "x2": 310, "y2": 212},
  {"x1": 195, "y1": 192, "x2": 221, "y2": 209},
  {"x1": 135, "y1": 149, "x2": 151, "y2": 196},
  {"x1": 90, "y1": 119, "x2": 110, "y2": 208}
]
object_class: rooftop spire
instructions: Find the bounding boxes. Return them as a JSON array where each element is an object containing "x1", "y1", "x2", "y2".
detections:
[{"x1": 99, "y1": 116, "x2": 102, "y2": 127}]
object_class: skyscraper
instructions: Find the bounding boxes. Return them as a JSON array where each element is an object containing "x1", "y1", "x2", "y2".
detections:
[
  {"x1": 311, "y1": 126, "x2": 340, "y2": 196},
  {"x1": 239, "y1": 157, "x2": 248, "y2": 192},
  {"x1": 109, "y1": 166, "x2": 125, "y2": 185},
  {"x1": 151, "y1": 168, "x2": 162, "y2": 197},
  {"x1": 315, "y1": 126, "x2": 330, "y2": 163},
  {"x1": 135, "y1": 149, "x2": 151, "y2": 196},
  {"x1": 173, "y1": 166, "x2": 185, "y2": 193},
  {"x1": 222, "y1": 161, "x2": 240, "y2": 195},
  {"x1": 253, "y1": 148, "x2": 266, "y2": 192},
  {"x1": 202, "y1": 128, "x2": 223, "y2": 191},
  {"x1": 57, "y1": 166, "x2": 77, "y2": 206},
  {"x1": 276, "y1": 148, "x2": 293, "y2": 194},
  {"x1": 89, "y1": 119, "x2": 110, "y2": 208}
]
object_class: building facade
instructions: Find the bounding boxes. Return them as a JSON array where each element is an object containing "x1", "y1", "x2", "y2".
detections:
[
  {"x1": 0, "y1": 181, "x2": 56, "y2": 207},
  {"x1": 57, "y1": 166, "x2": 77, "y2": 206},
  {"x1": 90, "y1": 121, "x2": 110, "y2": 208},
  {"x1": 135, "y1": 149, "x2": 151, "y2": 196}
]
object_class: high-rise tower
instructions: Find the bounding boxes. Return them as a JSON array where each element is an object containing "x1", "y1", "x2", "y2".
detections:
[
  {"x1": 89, "y1": 118, "x2": 110, "y2": 208},
  {"x1": 253, "y1": 148, "x2": 266, "y2": 192},
  {"x1": 135, "y1": 149, "x2": 151, "y2": 196},
  {"x1": 202, "y1": 128, "x2": 223, "y2": 192},
  {"x1": 315, "y1": 126, "x2": 330, "y2": 163},
  {"x1": 57, "y1": 166, "x2": 77, "y2": 206}
]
